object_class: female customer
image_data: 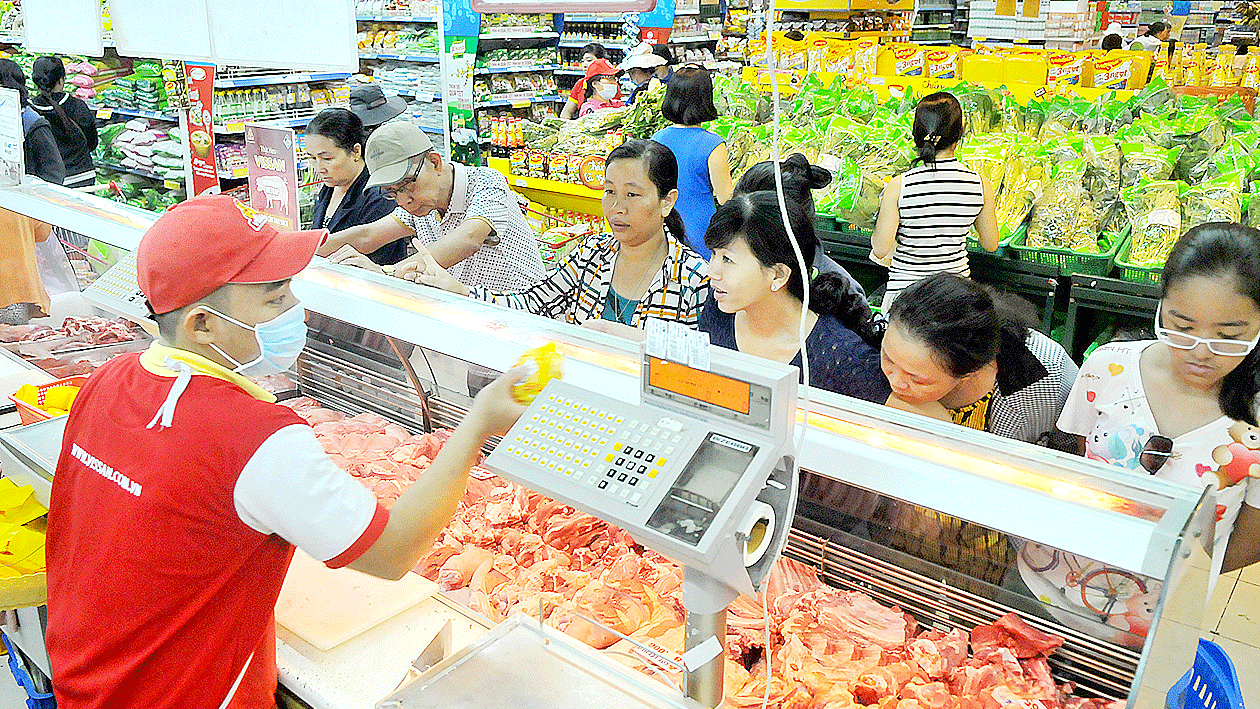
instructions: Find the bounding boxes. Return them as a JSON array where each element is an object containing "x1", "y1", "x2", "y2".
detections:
[
  {"x1": 1058, "y1": 223, "x2": 1260, "y2": 578},
  {"x1": 30, "y1": 56, "x2": 97, "y2": 188},
  {"x1": 561, "y1": 43, "x2": 609, "y2": 120},
  {"x1": 619, "y1": 43, "x2": 667, "y2": 105},
  {"x1": 407, "y1": 139, "x2": 708, "y2": 333},
  {"x1": 306, "y1": 108, "x2": 402, "y2": 264},
  {"x1": 652, "y1": 65, "x2": 733, "y2": 259},
  {"x1": 700, "y1": 191, "x2": 889, "y2": 403},
  {"x1": 877, "y1": 273, "x2": 1078, "y2": 586},
  {"x1": 871, "y1": 91, "x2": 998, "y2": 311},
  {"x1": 579, "y1": 59, "x2": 624, "y2": 117},
  {"x1": 734, "y1": 153, "x2": 866, "y2": 302},
  {"x1": 0, "y1": 59, "x2": 64, "y2": 185},
  {"x1": 882, "y1": 273, "x2": 1078, "y2": 443}
]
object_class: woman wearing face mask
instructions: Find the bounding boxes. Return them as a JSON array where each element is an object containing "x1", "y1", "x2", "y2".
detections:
[
  {"x1": 701, "y1": 192, "x2": 889, "y2": 403},
  {"x1": 1057, "y1": 223, "x2": 1260, "y2": 578},
  {"x1": 409, "y1": 140, "x2": 707, "y2": 334},
  {"x1": 580, "y1": 59, "x2": 624, "y2": 117},
  {"x1": 306, "y1": 108, "x2": 402, "y2": 264},
  {"x1": 560, "y1": 43, "x2": 608, "y2": 120}
]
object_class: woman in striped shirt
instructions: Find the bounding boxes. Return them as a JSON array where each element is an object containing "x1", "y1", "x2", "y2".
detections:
[
  {"x1": 871, "y1": 92, "x2": 999, "y2": 312},
  {"x1": 410, "y1": 140, "x2": 709, "y2": 332}
]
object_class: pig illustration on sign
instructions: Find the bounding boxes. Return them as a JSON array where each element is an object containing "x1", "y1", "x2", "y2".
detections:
[{"x1": 256, "y1": 176, "x2": 289, "y2": 215}]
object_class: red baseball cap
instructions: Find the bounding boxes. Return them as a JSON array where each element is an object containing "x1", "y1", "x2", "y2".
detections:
[
  {"x1": 584, "y1": 58, "x2": 621, "y2": 82},
  {"x1": 136, "y1": 195, "x2": 327, "y2": 314}
]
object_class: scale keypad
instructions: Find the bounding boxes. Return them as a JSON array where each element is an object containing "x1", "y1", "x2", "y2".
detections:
[{"x1": 499, "y1": 393, "x2": 682, "y2": 507}]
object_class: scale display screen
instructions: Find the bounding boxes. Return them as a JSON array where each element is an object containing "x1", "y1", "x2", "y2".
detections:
[
  {"x1": 647, "y1": 357, "x2": 751, "y2": 415},
  {"x1": 646, "y1": 432, "x2": 759, "y2": 546}
]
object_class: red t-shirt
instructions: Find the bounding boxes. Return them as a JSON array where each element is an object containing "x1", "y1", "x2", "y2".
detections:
[
  {"x1": 569, "y1": 77, "x2": 586, "y2": 103},
  {"x1": 46, "y1": 353, "x2": 388, "y2": 708}
]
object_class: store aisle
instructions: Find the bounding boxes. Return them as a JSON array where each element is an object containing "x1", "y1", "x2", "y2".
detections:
[{"x1": 1203, "y1": 566, "x2": 1260, "y2": 704}]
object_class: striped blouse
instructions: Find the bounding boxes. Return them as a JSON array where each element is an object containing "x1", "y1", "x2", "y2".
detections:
[
  {"x1": 886, "y1": 158, "x2": 984, "y2": 304},
  {"x1": 470, "y1": 231, "x2": 709, "y2": 327}
]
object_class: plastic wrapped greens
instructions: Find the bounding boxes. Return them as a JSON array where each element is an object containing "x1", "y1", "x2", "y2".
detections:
[
  {"x1": 1170, "y1": 112, "x2": 1226, "y2": 183},
  {"x1": 1129, "y1": 78, "x2": 1175, "y2": 117},
  {"x1": 1124, "y1": 179, "x2": 1184, "y2": 267},
  {"x1": 957, "y1": 141, "x2": 1010, "y2": 191},
  {"x1": 995, "y1": 150, "x2": 1046, "y2": 239},
  {"x1": 1120, "y1": 142, "x2": 1180, "y2": 189},
  {"x1": 1211, "y1": 135, "x2": 1260, "y2": 182},
  {"x1": 1027, "y1": 158, "x2": 1099, "y2": 252},
  {"x1": 1084, "y1": 136, "x2": 1121, "y2": 210},
  {"x1": 1183, "y1": 170, "x2": 1244, "y2": 232},
  {"x1": 816, "y1": 156, "x2": 862, "y2": 216}
]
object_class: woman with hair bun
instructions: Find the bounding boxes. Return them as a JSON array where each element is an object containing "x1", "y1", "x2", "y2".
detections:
[
  {"x1": 871, "y1": 91, "x2": 999, "y2": 311},
  {"x1": 700, "y1": 191, "x2": 890, "y2": 403}
]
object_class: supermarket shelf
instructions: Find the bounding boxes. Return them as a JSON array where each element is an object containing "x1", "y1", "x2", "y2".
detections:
[
  {"x1": 87, "y1": 104, "x2": 180, "y2": 122},
  {"x1": 676, "y1": 9, "x2": 702, "y2": 15},
  {"x1": 358, "y1": 52, "x2": 440, "y2": 62},
  {"x1": 554, "y1": 68, "x2": 586, "y2": 75},
  {"x1": 213, "y1": 112, "x2": 320, "y2": 133},
  {"x1": 915, "y1": 38, "x2": 955, "y2": 43},
  {"x1": 669, "y1": 34, "x2": 719, "y2": 42},
  {"x1": 216, "y1": 72, "x2": 351, "y2": 88},
  {"x1": 475, "y1": 94, "x2": 564, "y2": 108},
  {"x1": 219, "y1": 167, "x2": 249, "y2": 180},
  {"x1": 563, "y1": 14, "x2": 624, "y2": 21},
  {"x1": 418, "y1": 125, "x2": 445, "y2": 136},
  {"x1": 490, "y1": 157, "x2": 602, "y2": 200},
  {"x1": 480, "y1": 30, "x2": 560, "y2": 39},
  {"x1": 559, "y1": 40, "x2": 630, "y2": 48},
  {"x1": 0, "y1": 35, "x2": 21, "y2": 44},
  {"x1": 914, "y1": 23, "x2": 953, "y2": 28},
  {"x1": 356, "y1": 14, "x2": 437, "y2": 22},
  {"x1": 475, "y1": 64, "x2": 561, "y2": 74},
  {"x1": 97, "y1": 161, "x2": 181, "y2": 183},
  {"x1": 396, "y1": 89, "x2": 443, "y2": 101}
]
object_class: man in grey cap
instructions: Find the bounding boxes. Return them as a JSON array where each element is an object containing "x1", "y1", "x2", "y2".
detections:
[{"x1": 318, "y1": 122, "x2": 545, "y2": 292}]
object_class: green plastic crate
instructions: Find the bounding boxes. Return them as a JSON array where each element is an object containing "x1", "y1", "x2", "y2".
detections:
[
  {"x1": 1009, "y1": 227, "x2": 1125, "y2": 277},
  {"x1": 822, "y1": 219, "x2": 875, "y2": 246},
  {"x1": 1114, "y1": 236, "x2": 1164, "y2": 287},
  {"x1": 966, "y1": 223, "x2": 1024, "y2": 258}
]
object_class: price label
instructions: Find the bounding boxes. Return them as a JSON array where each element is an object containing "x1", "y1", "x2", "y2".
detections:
[
  {"x1": 96, "y1": 109, "x2": 113, "y2": 119},
  {"x1": 511, "y1": 101, "x2": 530, "y2": 108},
  {"x1": 709, "y1": 30, "x2": 723, "y2": 39},
  {"x1": 163, "y1": 179, "x2": 181, "y2": 189},
  {"x1": 514, "y1": 178, "x2": 528, "y2": 187}
]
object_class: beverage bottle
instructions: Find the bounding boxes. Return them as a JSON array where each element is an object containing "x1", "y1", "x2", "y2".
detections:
[{"x1": 1242, "y1": 46, "x2": 1260, "y2": 88}]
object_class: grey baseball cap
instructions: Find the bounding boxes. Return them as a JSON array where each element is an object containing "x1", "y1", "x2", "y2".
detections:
[{"x1": 364, "y1": 121, "x2": 434, "y2": 188}]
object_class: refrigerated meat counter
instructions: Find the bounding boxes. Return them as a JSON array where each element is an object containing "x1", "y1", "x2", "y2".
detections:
[{"x1": 0, "y1": 183, "x2": 1217, "y2": 709}]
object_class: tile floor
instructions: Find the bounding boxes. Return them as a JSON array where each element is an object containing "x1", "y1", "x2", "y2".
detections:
[{"x1": 1202, "y1": 564, "x2": 1260, "y2": 704}]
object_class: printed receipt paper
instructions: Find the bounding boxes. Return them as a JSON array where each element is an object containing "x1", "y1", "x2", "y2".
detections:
[{"x1": 275, "y1": 549, "x2": 438, "y2": 651}]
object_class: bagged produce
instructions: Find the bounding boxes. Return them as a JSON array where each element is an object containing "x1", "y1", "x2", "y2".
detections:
[
  {"x1": 1182, "y1": 170, "x2": 1244, "y2": 232},
  {"x1": 1027, "y1": 158, "x2": 1099, "y2": 252},
  {"x1": 1083, "y1": 135, "x2": 1121, "y2": 213},
  {"x1": 994, "y1": 149, "x2": 1046, "y2": 238},
  {"x1": 957, "y1": 140, "x2": 1010, "y2": 191},
  {"x1": 1124, "y1": 178, "x2": 1184, "y2": 266},
  {"x1": 1119, "y1": 142, "x2": 1179, "y2": 189}
]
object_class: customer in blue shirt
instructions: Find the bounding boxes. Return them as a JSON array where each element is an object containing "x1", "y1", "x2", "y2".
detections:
[{"x1": 651, "y1": 65, "x2": 732, "y2": 260}]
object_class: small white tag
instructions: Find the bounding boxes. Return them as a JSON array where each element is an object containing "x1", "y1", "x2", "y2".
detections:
[
  {"x1": 646, "y1": 318, "x2": 668, "y2": 359},
  {"x1": 816, "y1": 153, "x2": 842, "y2": 174},
  {"x1": 667, "y1": 321, "x2": 690, "y2": 363},
  {"x1": 690, "y1": 331, "x2": 711, "y2": 372},
  {"x1": 1146, "y1": 208, "x2": 1181, "y2": 230},
  {"x1": 680, "y1": 635, "x2": 722, "y2": 672}
]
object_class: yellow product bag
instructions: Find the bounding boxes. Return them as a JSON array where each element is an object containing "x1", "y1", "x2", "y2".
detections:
[
  {"x1": 511, "y1": 342, "x2": 563, "y2": 404},
  {"x1": 878, "y1": 43, "x2": 925, "y2": 77},
  {"x1": 1087, "y1": 55, "x2": 1139, "y2": 90},
  {"x1": 1046, "y1": 51, "x2": 1085, "y2": 85},
  {"x1": 0, "y1": 478, "x2": 46, "y2": 526},
  {"x1": 852, "y1": 38, "x2": 879, "y2": 79},
  {"x1": 926, "y1": 48, "x2": 960, "y2": 79},
  {"x1": 0, "y1": 522, "x2": 45, "y2": 579}
]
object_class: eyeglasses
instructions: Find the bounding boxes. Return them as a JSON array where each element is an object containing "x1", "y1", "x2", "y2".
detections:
[
  {"x1": 1140, "y1": 434, "x2": 1174, "y2": 474},
  {"x1": 383, "y1": 154, "x2": 427, "y2": 200},
  {"x1": 1154, "y1": 302, "x2": 1260, "y2": 357}
]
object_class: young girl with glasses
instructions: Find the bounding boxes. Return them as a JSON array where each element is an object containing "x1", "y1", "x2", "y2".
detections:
[{"x1": 1057, "y1": 223, "x2": 1260, "y2": 578}]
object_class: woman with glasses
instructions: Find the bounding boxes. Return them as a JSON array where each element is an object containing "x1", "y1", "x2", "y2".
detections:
[{"x1": 1058, "y1": 223, "x2": 1260, "y2": 579}]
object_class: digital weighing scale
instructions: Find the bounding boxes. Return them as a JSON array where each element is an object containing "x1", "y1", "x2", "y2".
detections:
[{"x1": 383, "y1": 345, "x2": 800, "y2": 708}]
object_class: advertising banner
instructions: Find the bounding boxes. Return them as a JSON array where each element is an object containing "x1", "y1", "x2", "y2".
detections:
[
  {"x1": 183, "y1": 62, "x2": 220, "y2": 196},
  {"x1": 244, "y1": 122, "x2": 300, "y2": 230},
  {"x1": 0, "y1": 88, "x2": 23, "y2": 186}
]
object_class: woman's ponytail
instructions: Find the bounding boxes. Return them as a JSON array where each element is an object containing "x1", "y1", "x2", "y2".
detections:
[
  {"x1": 912, "y1": 92, "x2": 964, "y2": 167},
  {"x1": 812, "y1": 272, "x2": 884, "y2": 348},
  {"x1": 31, "y1": 57, "x2": 86, "y2": 147}
]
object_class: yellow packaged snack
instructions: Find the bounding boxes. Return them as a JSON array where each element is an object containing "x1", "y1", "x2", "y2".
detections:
[
  {"x1": 925, "y1": 48, "x2": 960, "y2": 79},
  {"x1": 880, "y1": 44, "x2": 925, "y2": 77},
  {"x1": 511, "y1": 343, "x2": 563, "y2": 404},
  {"x1": 852, "y1": 38, "x2": 879, "y2": 79},
  {"x1": 1243, "y1": 46, "x2": 1260, "y2": 88},
  {"x1": 1046, "y1": 51, "x2": 1084, "y2": 85}
]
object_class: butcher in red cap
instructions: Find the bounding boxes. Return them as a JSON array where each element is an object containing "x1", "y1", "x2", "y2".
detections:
[{"x1": 44, "y1": 195, "x2": 527, "y2": 709}]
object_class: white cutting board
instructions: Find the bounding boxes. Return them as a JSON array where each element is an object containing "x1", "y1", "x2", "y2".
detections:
[{"x1": 275, "y1": 549, "x2": 438, "y2": 652}]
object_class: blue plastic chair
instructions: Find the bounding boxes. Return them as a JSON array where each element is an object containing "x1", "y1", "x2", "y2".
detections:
[{"x1": 1167, "y1": 638, "x2": 1246, "y2": 709}]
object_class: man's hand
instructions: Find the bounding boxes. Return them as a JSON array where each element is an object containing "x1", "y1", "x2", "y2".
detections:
[
  {"x1": 397, "y1": 245, "x2": 471, "y2": 296},
  {"x1": 581, "y1": 319, "x2": 647, "y2": 341},
  {"x1": 327, "y1": 244, "x2": 384, "y2": 273},
  {"x1": 466, "y1": 366, "x2": 531, "y2": 438}
]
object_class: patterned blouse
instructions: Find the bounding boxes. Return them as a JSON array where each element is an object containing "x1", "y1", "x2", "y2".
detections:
[{"x1": 469, "y1": 231, "x2": 709, "y2": 327}]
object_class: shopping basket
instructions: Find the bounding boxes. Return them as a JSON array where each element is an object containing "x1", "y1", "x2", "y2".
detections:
[
  {"x1": 1115, "y1": 235, "x2": 1164, "y2": 287},
  {"x1": 1008, "y1": 227, "x2": 1125, "y2": 277},
  {"x1": 1165, "y1": 638, "x2": 1245, "y2": 709},
  {"x1": 1, "y1": 633, "x2": 54, "y2": 709},
  {"x1": 7, "y1": 376, "x2": 87, "y2": 425}
]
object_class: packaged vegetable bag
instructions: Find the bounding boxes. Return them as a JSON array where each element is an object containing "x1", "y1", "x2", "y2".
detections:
[
  {"x1": 1119, "y1": 142, "x2": 1180, "y2": 189},
  {"x1": 1124, "y1": 178, "x2": 1185, "y2": 266},
  {"x1": 1027, "y1": 158, "x2": 1099, "y2": 252},
  {"x1": 1182, "y1": 169, "x2": 1245, "y2": 232}
]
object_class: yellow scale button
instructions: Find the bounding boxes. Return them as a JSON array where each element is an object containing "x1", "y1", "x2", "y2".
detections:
[
  {"x1": 656, "y1": 458, "x2": 666, "y2": 466},
  {"x1": 613, "y1": 442, "x2": 623, "y2": 451},
  {"x1": 648, "y1": 470, "x2": 659, "y2": 478},
  {"x1": 605, "y1": 454, "x2": 615, "y2": 462}
]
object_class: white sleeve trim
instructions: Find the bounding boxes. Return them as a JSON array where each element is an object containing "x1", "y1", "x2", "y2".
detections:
[{"x1": 234, "y1": 424, "x2": 380, "y2": 564}]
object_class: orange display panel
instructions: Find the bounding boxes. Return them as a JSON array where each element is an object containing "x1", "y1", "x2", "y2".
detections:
[{"x1": 648, "y1": 357, "x2": 752, "y2": 415}]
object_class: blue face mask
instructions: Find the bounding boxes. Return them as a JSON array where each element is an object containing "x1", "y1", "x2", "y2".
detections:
[{"x1": 199, "y1": 303, "x2": 307, "y2": 377}]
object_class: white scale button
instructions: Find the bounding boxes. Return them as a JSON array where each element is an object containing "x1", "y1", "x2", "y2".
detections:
[
  {"x1": 657, "y1": 417, "x2": 684, "y2": 433},
  {"x1": 619, "y1": 488, "x2": 630, "y2": 498},
  {"x1": 665, "y1": 446, "x2": 675, "y2": 455},
  {"x1": 629, "y1": 493, "x2": 642, "y2": 506},
  {"x1": 672, "y1": 435, "x2": 682, "y2": 444},
  {"x1": 599, "y1": 438, "x2": 608, "y2": 446},
  {"x1": 631, "y1": 435, "x2": 641, "y2": 444},
  {"x1": 650, "y1": 427, "x2": 661, "y2": 437}
]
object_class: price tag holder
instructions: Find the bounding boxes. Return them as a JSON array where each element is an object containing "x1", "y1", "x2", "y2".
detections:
[
  {"x1": 96, "y1": 109, "x2": 113, "y2": 120},
  {"x1": 163, "y1": 179, "x2": 182, "y2": 190}
]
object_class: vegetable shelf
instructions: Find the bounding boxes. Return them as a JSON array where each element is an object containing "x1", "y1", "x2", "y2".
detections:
[{"x1": 1009, "y1": 229, "x2": 1124, "y2": 277}]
